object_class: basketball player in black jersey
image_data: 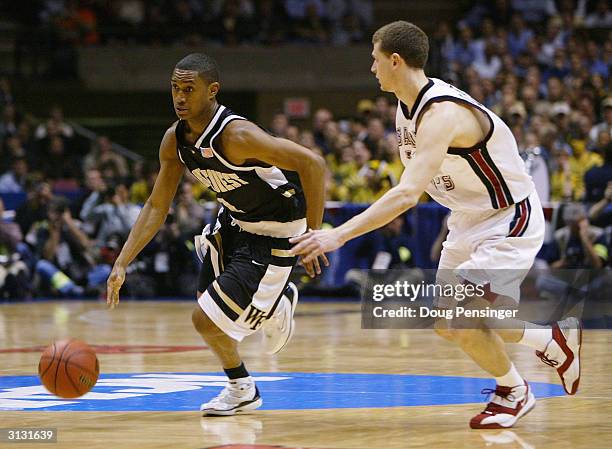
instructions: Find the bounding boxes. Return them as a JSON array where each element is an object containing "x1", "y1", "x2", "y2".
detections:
[{"x1": 106, "y1": 53, "x2": 327, "y2": 415}]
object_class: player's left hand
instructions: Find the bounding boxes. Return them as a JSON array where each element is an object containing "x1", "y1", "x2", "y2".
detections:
[
  {"x1": 106, "y1": 264, "x2": 126, "y2": 309},
  {"x1": 290, "y1": 229, "x2": 344, "y2": 265}
]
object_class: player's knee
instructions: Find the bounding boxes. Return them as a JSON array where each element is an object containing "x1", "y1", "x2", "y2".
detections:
[{"x1": 192, "y1": 306, "x2": 222, "y2": 337}]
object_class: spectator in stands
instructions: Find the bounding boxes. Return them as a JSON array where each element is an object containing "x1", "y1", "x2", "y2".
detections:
[
  {"x1": 174, "y1": 180, "x2": 206, "y2": 236},
  {"x1": 511, "y1": 0, "x2": 555, "y2": 24},
  {"x1": 255, "y1": 0, "x2": 289, "y2": 45},
  {"x1": 451, "y1": 25, "x2": 479, "y2": 70},
  {"x1": 43, "y1": 135, "x2": 81, "y2": 182},
  {"x1": 84, "y1": 181, "x2": 142, "y2": 247},
  {"x1": 130, "y1": 163, "x2": 158, "y2": 204},
  {"x1": 521, "y1": 132, "x2": 551, "y2": 202},
  {"x1": 586, "y1": 40, "x2": 609, "y2": 79},
  {"x1": 545, "y1": 77, "x2": 565, "y2": 104},
  {"x1": 294, "y1": 1, "x2": 329, "y2": 43},
  {"x1": 518, "y1": 84, "x2": 539, "y2": 124},
  {"x1": 551, "y1": 101, "x2": 572, "y2": 141},
  {"x1": 286, "y1": 124, "x2": 300, "y2": 143},
  {"x1": 508, "y1": 12, "x2": 534, "y2": 57},
  {"x1": 584, "y1": 0, "x2": 612, "y2": 28},
  {"x1": 15, "y1": 181, "x2": 53, "y2": 236},
  {"x1": 362, "y1": 117, "x2": 386, "y2": 154},
  {"x1": 82, "y1": 135, "x2": 129, "y2": 179},
  {"x1": 270, "y1": 112, "x2": 290, "y2": 138},
  {"x1": 312, "y1": 108, "x2": 333, "y2": 150},
  {"x1": 31, "y1": 197, "x2": 93, "y2": 297},
  {"x1": 216, "y1": 0, "x2": 257, "y2": 45},
  {"x1": 0, "y1": 198, "x2": 30, "y2": 300},
  {"x1": 330, "y1": 10, "x2": 366, "y2": 45},
  {"x1": 585, "y1": 142, "x2": 612, "y2": 203},
  {"x1": 34, "y1": 105, "x2": 74, "y2": 140},
  {"x1": 568, "y1": 131, "x2": 603, "y2": 201},
  {"x1": 589, "y1": 181, "x2": 612, "y2": 228},
  {"x1": 377, "y1": 133, "x2": 401, "y2": 182},
  {"x1": 78, "y1": 168, "x2": 107, "y2": 228},
  {"x1": 0, "y1": 104, "x2": 18, "y2": 138},
  {"x1": 550, "y1": 146, "x2": 575, "y2": 201},
  {"x1": 0, "y1": 157, "x2": 29, "y2": 194},
  {"x1": 590, "y1": 97, "x2": 612, "y2": 143},
  {"x1": 144, "y1": 206, "x2": 197, "y2": 297},
  {"x1": 547, "y1": 203, "x2": 604, "y2": 269},
  {"x1": 4, "y1": 135, "x2": 28, "y2": 163},
  {"x1": 344, "y1": 140, "x2": 393, "y2": 203},
  {"x1": 472, "y1": 41, "x2": 502, "y2": 80},
  {"x1": 540, "y1": 16, "x2": 566, "y2": 66}
]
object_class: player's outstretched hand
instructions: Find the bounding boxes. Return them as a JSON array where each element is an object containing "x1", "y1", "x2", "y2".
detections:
[
  {"x1": 106, "y1": 264, "x2": 126, "y2": 309},
  {"x1": 290, "y1": 229, "x2": 343, "y2": 265}
]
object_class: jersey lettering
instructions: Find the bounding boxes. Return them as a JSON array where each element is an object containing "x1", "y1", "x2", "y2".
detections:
[
  {"x1": 191, "y1": 169, "x2": 249, "y2": 193},
  {"x1": 397, "y1": 127, "x2": 416, "y2": 148},
  {"x1": 431, "y1": 175, "x2": 455, "y2": 191}
]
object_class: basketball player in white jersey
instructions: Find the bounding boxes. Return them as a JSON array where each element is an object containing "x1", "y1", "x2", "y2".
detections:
[{"x1": 291, "y1": 21, "x2": 582, "y2": 429}]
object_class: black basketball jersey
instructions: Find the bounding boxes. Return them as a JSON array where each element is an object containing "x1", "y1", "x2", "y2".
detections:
[{"x1": 175, "y1": 105, "x2": 307, "y2": 238}]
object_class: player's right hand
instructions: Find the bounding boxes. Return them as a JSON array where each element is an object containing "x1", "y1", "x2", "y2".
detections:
[
  {"x1": 106, "y1": 264, "x2": 126, "y2": 309},
  {"x1": 300, "y1": 254, "x2": 330, "y2": 278}
]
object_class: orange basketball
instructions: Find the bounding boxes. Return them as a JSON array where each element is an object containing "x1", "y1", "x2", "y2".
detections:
[{"x1": 38, "y1": 339, "x2": 100, "y2": 398}]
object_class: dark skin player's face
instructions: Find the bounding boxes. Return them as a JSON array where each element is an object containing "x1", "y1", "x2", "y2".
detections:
[{"x1": 171, "y1": 69, "x2": 219, "y2": 125}]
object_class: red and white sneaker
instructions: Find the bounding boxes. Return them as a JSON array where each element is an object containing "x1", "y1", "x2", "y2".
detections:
[
  {"x1": 535, "y1": 317, "x2": 582, "y2": 395},
  {"x1": 470, "y1": 381, "x2": 536, "y2": 429}
]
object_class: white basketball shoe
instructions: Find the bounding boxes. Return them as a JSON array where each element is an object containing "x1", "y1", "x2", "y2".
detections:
[
  {"x1": 200, "y1": 379, "x2": 262, "y2": 416},
  {"x1": 535, "y1": 317, "x2": 582, "y2": 395},
  {"x1": 262, "y1": 282, "x2": 298, "y2": 355}
]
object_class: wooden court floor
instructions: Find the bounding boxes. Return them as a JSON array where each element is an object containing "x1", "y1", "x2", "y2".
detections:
[{"x1": 1, "y1": 300, "x2": 611, "y2": 449}]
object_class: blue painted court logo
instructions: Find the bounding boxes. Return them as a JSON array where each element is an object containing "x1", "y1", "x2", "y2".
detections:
[{"x1": 0, "y1": 372, "x2": 565, "y2": 411}]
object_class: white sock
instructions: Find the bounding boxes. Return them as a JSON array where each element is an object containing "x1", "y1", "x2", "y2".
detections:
[
  {"x1": 495, "y1": 363, "x2": 524, "y2": 388},
  {"x1": 519, "y1": 326, "x2": 552, "y2": 352},
  {"x1": 229, "y1": 376, "x2": 254, "y2": 389}
]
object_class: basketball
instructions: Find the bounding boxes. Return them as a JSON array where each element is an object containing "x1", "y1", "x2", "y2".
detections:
[{"x1": 38, "y1": 339, "x2": 100, "y2": 399}]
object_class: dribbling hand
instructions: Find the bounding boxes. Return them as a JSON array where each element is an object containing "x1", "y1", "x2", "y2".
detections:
[{"x1": 106, "y1": 264, "x2": 126, "y2": 309}]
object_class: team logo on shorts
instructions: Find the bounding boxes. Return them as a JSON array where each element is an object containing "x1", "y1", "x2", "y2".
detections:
[{"x1": 244, "y1": 305, "x2": 267, "y2": 330}]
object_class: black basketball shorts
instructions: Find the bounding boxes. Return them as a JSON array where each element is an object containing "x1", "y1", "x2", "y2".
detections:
[{"x1": 196, "y1": 209, "x2": 298, "y2": 341}]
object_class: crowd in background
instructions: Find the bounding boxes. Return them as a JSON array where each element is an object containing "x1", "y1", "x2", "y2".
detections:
[
  {"x1": 0, "y1": 0, "x2": 611, "y2": 299},
  {"x1": 19, "y1": 0, "x2": 373, "y2": 46},
  {"x1": 5, "y1": 1, "x2": 373, "y2": 79}
]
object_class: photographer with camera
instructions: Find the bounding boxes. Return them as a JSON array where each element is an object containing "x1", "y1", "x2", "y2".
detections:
[
  {"x1": 83, "y1": 181, "x2": 142, "y2": 247},
  {"x1": 0, "y1": 198, "x2": 30, "y2": 299},
  {"x1": 30, "y1": 197, "x2": 94, "y2": 297},
  {"x1": 548, "y1": 203, "x2": 604, "y2": 269}
]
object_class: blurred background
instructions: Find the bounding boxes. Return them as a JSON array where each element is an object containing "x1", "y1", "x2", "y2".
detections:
[{"x1": 0, "y1": 0, "x2": 610, "y2": 301}]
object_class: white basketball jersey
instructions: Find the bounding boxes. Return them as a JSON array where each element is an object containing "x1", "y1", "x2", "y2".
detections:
[{"x1": 396, "y1": 78, "x2": 534, "y2": 211}]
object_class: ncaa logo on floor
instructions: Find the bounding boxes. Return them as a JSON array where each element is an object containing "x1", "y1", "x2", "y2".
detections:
[{"x1": 0, "y1": 372, "x2": 565, "y2": 411}]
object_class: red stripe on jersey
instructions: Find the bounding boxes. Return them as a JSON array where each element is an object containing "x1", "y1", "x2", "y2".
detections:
[
  {"x1": 470, "y1": 151, "x2": 509, "y2": 208},
  {"x1": 509, "y1": 200, "x2": 528, "y2": 237}
]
